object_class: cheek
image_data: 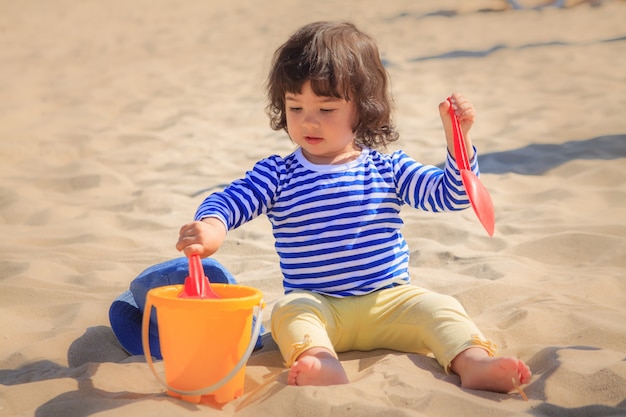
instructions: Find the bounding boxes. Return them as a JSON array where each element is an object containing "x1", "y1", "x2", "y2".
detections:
[
  {"x1": 285, "y1": 114, "x2": 295, "y2": 130},
  {"x1": 348, "y1": 106, "x2": 358, "y2": 133},
  {"x1": 347, "y1": 114, "x2": 358, "y2": 134},
  {"x1": 349, "y1": 117, "x2": 358, "y2": 133},
  {"x1": 284, "y1": 114, "x2": 299, "y2": 136},
  {"x1": 285, "y1": 113, "x2": 301, "y2": 129}
]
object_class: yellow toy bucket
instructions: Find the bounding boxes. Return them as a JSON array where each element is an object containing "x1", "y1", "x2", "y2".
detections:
[{"x1": 142, "y1": 284, "x2": 264, "y2": 404}]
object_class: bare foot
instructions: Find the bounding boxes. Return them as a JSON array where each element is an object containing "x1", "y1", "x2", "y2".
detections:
[
  {"x1": 288, "y1": 348, "x2": 349, "y2": 386},
  {"x1": 451, "y1": 348, "x2": 532, "y2": 393}
]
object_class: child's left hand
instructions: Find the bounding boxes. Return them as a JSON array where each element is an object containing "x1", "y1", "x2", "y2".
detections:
[{"x1": 439, "y1": 93, "x2": 476, "y2": 160}]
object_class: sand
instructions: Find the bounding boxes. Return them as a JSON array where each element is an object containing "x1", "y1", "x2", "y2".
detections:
[{"x1": 1, "y1": 0, "x2": 625, "y2": 416}]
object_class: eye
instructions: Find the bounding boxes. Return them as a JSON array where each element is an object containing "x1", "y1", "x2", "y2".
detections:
[
  {"x1": 320, "y1": 108, "x2": 336, "y2": 113},
  {"x1": 288, "y1": 107, "x2": 302, "y2": 112}
]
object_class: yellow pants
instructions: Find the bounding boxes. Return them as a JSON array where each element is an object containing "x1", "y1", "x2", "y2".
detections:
[{"x1": 270, "y1": 285, "x2": 497, "y2": 372}]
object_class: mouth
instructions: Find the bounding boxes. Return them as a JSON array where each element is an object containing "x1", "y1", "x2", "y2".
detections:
[{"x1": 304, "y1": 136, "x2": 323, "y2": 145}]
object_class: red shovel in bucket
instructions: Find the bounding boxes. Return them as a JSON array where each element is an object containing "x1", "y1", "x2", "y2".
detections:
[
  {"x1": 448, "y1": 97, "x2": 495, "y2": 237},
  {"x1": 179, "y1": 254, "x2": 221, "y2": 299}
]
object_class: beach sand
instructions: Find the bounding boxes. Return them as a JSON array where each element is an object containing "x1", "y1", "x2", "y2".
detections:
[{"x1": 1, "y1": 0, "x2": 625, "y2": 416}]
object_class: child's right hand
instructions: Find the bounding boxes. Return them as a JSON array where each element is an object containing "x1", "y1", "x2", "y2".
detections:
[{"x1": 176, "y1": 218, "x2": 227, "y2": 258}]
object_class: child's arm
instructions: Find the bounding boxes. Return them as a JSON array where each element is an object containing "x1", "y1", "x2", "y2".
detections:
[
  {"x1": 394, "y1": 93, "x2": 479, "y2": 213},
  {"x1": 176, "y1": 155, "x2": 283, "y2": 258},
  {"x1": 175, "y1": 217, "x2": 227, "y2": 258},
  {"x1": 439, "y1": 93, "x2": 476, "y2": 161}
]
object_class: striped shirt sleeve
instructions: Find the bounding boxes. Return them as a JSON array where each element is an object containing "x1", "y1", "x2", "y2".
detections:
[
  {"x1": 194, "y1": 155, "x2": 284, "y2": 228},
  {"x1": 393, "y1": 148, "x2": 477, "y2": 212}
]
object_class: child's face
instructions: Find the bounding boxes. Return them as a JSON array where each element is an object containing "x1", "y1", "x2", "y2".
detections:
[{"x1": 285, "y1": 81, "x2": 359, "y2": 164}]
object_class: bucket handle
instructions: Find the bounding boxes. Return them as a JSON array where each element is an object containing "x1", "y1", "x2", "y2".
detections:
[{"x1": 142, "y1": 297, "x2": 265, "y2": 397}]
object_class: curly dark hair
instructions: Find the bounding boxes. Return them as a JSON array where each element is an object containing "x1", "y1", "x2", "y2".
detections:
[{"x1": 266, "y1": 21, "x2": 399, "y2": 149}]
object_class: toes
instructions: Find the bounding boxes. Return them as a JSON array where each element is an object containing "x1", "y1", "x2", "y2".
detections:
[{"x1": 519, "y1": 363, "x2": 533, "y2": 385}]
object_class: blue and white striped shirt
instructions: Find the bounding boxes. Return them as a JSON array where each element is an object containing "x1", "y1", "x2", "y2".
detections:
[{"x1": 195, "y1": 147, "x2": 477, "y2": 297}]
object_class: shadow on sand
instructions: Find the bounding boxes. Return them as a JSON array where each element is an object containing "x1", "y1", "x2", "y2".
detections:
[{"x1": 438, "y1": 134, "x2": 626, "y2": 175}]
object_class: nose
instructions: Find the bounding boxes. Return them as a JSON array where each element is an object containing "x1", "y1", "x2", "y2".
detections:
[{"x1": 302, "y1": 111, "x2": 319, "y2": 129}]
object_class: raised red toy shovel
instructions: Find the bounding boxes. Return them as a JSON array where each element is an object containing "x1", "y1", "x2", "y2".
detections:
[
  {"x1": 179, "y1": 254, "x2": 221, "y2": 299},
  {"x1": 448, "y1": 97, "x2": 495, "y2": 237}
]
